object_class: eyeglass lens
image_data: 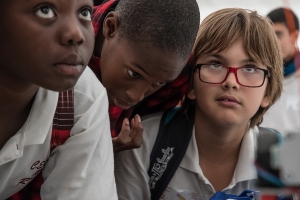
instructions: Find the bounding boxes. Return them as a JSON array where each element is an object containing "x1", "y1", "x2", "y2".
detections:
[{"x1": 199, "y1": 64, "x2": 266, "y2": 87}]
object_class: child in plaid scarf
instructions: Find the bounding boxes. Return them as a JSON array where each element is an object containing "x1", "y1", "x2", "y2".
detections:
[{"x1": 89, "y1": 0, "x2": 200, "y2": 153}]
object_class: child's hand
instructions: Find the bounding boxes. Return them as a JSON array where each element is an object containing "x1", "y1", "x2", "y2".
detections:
[{"x1": 112, "y1": 114, "x2": 143, "y2": 153}]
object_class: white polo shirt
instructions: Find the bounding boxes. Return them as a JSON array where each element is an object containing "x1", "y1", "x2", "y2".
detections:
[
  {"x1": 115, "y1": 112, "x2": 257, "y2": 200},
  {"x1": 0, "y1": 68, "x2": 117, "y2": 200}
]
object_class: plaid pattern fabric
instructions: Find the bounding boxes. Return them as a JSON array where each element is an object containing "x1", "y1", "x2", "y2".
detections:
[
  {"x1": 89, "y1": 0, "x2": 194, "y2": 137},
  {"x1": 7, "y1": 89, "x2": 74, "y2": 200},
  {"x1": 50, "y1": 89, "x2": 74, "y2": 152}
]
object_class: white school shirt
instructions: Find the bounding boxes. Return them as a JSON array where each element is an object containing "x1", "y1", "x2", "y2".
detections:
[
  {"x1": 0, "y1": 68, "x2": 117, "y2": 200},
  {"x1": 115, "y1": 112, "x2": 258, "y2": 200},
  {"x1": 261, "y1": 71, "x2": 300, "y2": 137}
]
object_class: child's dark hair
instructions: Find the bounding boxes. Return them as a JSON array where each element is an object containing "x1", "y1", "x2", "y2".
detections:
[
  {"x1": 267, "y1": 7, "x2": 299, "y2": 31},
  {"x1": 115, "y1": 0, "x2": 200, "y2": 59}
]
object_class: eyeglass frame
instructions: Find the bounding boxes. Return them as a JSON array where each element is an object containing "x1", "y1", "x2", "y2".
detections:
[{"x1": 194, "y1": 64, "x2": 271, "y2": 88}]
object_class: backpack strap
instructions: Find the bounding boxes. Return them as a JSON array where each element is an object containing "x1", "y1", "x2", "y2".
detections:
[
  {"x1": 255, "y1": 126, "x2": 284, "y2": 187},
  {"x1": 148, "y1": 106, "x2": 194, "y2": 200},
  {"x1": 8, "y1": 89, "x2": 74, "y2": 200}
]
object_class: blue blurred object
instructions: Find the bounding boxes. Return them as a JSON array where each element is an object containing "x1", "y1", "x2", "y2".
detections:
[{"x1": 209, "y1": 190, "x2": 256, "y2": 200}]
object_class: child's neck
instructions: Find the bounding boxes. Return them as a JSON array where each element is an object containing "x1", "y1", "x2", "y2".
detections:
[
  {"x1": 194, "y1": 112, "x2": 248, "y2": 192},
  {"x1": 0, "y1": 80, "x2": 38, "y2": 150}
]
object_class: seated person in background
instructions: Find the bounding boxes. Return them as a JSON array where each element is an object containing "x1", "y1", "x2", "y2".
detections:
[
  {"x1": 261, "y1": 7, "x2": 300, "y2": 137},
  {"x1": 89, "y1": 0, "x2": 200, "y2": 152},
  {"x1": 0, "y1": 0, "x2": 117, "y2": 199},
  {"x1": 114, "y1": 8, "x2": 283, "y2": 200}
]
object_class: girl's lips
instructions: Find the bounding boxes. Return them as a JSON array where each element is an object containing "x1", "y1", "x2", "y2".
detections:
[
  {"x1": 54, "y1": 54, "x2": 85, "y2": 76},
  {"x1": 54, "y1": 64, "x2": 84, "y2": 76}
]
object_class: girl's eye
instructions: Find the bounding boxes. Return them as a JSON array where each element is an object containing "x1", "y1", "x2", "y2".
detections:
[
  {"x1": 210, "y1": 64, "x2": 223, "y2": 69},
  {"x1": 79, "y1": 8, "x2": 92, "y2": 21},
  {"x1": 155, "y1": 82, "x2": 166, "y2": 87},
  {"x1": 243, "y1": 65, "x2": 259, "y2": 72},
  {"x1": 128, "y1": 69, "x2": 140, "y2": 78},
  {"x1": 36, "y1": 6, "x2": 55, "y2": 19},
  {"x1": 243, "y1": 67, "x2": 257, "y2": 73}
]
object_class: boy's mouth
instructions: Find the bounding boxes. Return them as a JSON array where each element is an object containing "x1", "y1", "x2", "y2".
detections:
[
  {"x1": 113, "y1": 98, "x2": 133, "y2": 110},
  {"x1": 217, "y1": 95, "x2": 241, "y2": 104}
]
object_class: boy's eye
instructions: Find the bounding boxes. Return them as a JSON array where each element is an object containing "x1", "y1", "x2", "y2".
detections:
[
  {"x1": 128, "y1": 69, "x2": 140, "y2": 78},
  {"x1": 36, "y1": 6, "x2": 55, "y2": 19},
  {"x1": 79, "y1": 8, "x2": 92, "y2": 21},
  {"x1": 155, "y1": 82, "x2": 166, "y2": 87}
]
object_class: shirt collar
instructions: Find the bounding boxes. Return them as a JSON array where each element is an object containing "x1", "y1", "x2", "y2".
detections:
[
  {"x1": 23, "y1": 87, "x2": 58, "y2": 146},
  {"x1": 0, "y1": 88, "x2": 58, "y2": 164},
  {"x1": 180, "y1": 126, "x2": 258, "y2": 183},
  {"x1": 179, "y1": 127, "x2": 200, "y2": 173},
  {"x1": 232, "y1": 126, "x2": 258, "y2": 184}
]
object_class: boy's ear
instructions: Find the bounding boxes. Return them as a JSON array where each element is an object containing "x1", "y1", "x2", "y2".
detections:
[
  {"x1": 187, "y1": 87, "x2": 196, "y2": 100},
  {"x1": 260, "y1": 95, "x2": 270, "y2": 108},
  {"x1": 103, "y1": 12, "x2": 119, "y2": 39}
]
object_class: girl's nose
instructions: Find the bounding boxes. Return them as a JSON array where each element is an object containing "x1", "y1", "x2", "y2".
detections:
[{"x1": 59, "y1": 20, "x2": 85, "y2": 46}]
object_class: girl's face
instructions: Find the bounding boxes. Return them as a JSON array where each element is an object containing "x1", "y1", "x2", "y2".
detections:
[
  {"x1": 188, "y1": 37, "x2": 270, "y2": 129},
  {"x1": 0, "y1": 0, "x2": 94, "y2": 91}
]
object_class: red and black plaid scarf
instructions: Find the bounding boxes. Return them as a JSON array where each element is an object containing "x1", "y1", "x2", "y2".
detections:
[{"x1": 89, "y1": 0, "x2": 193, "y2": 137}]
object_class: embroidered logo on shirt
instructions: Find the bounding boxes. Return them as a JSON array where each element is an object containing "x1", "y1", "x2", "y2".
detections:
[
  {"x1": 17, "y1": 160, "x2": 46, "y2": 186},
  {"x1": 149, "y1": 147, "x2": 174, "y2": 189}
]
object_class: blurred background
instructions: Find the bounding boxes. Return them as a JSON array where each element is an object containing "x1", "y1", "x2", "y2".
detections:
[{"x1": 196, "y1": 0, "x2": 300, "y2": 47}]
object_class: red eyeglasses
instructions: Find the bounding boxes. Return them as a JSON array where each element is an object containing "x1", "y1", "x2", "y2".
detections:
[{"x1": 195, "y1": 64, "x2": 270, "y2": 88}]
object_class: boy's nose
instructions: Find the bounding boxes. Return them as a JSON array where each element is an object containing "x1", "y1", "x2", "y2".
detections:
[
  {"x1": 59, "y1": 21, "x2": 85, "y2": 46},
  {"x1": 126, "y1": 85, "x2": 149, "y2": 104},
  {"x1": 222, "y1": 72, "x2": 239, "y2": 89}
]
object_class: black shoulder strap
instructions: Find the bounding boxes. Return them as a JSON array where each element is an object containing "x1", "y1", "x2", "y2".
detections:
[
  {"x1": 256, "y1": 126, "x2": 284, "y2": 187},
  {"x1": 148, "y1": 107, "x2": 194, "y2": 200}
]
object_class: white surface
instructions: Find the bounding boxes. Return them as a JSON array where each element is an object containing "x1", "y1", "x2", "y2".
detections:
[{"x1": 197, "y1": 0, "x2": 300, "y2": 47}]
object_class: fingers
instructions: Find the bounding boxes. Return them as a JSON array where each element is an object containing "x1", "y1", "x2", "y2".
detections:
[
  {"x1": 113, "y1": 115, "x2": 143, "y2": 153},
  {"x1": 130, "y1": 115, "x2": 143, "y2": 148},
  {"x1": 112, "y1": 118, "x2": 130, "y2": 147}
]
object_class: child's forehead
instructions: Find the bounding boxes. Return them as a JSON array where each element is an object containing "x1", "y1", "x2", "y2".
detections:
[{"x1": 197, "y1": 50, "x2": 265, "y2": 65}]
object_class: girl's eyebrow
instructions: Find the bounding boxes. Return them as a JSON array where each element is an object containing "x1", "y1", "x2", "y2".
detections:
[
  {"x1": 209, "y1": 54, "x2": 224, "y2": 60},
  {"x1": 207, "y1": 54, "x2": 255, "y2": 64}
]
